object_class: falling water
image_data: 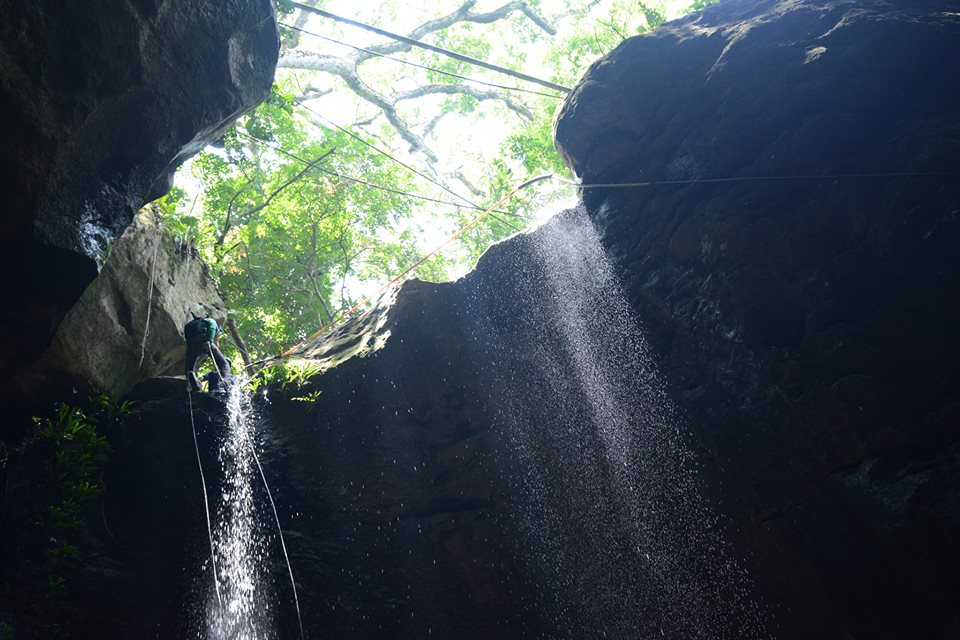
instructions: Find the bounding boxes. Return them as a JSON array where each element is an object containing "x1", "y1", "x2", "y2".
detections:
[
  {"x1": 463, "y1": 205, "x2": 770, "y2": 639},
  {"x1": 205, "y1": 378, "x2": 276, "y2": 639}
]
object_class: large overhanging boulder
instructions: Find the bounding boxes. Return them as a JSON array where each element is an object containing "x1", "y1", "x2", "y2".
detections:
[
  {"x1": 0, "y1": 0, "x2": 278, "y2": 377},
  {"x1": 16, "y1": 206, "x2": 228, "y2": 398}
]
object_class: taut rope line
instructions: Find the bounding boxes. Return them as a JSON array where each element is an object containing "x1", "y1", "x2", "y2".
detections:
[
  {"x1": 259, "y1": 182, "x2": 530, "y2": 365},
  {"x1": 248, "y1": 169, "x2": 958, "y2": 368}
]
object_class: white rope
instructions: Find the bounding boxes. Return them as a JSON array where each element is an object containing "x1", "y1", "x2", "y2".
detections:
[
  {"x1": 137, "y1": 232, "x2": 161, "y2": 370},
  {"x1": 252, "y1": 443, "x2": 306, "y2": 640},
  {"x1": 187, "y1": 385, "x2": 223, "y2": 610},
  {"x1": 552, "y1": 171, "x2": 960, "y2": 189}
]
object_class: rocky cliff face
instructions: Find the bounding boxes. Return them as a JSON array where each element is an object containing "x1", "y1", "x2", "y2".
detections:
[
  {"x1": 555, "y1": 1, "x2": 960, "y2": 638},
  {"x1": 101, "y1": 209, "x2": 768, "y2": 640},
  {"x1": 0, "y1": 0, "x2": 278, "y2": 378},
  {"x1": 23, "y1": 1, "x2": 960, "y2": 639},
  {"x1": 15, "y1": 206, "x2": 227, "y2": 398}
]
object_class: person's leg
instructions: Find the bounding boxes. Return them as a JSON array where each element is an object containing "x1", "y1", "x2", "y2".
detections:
[
  {"x1": 185, "y1": 343, "x2": 203, "y2": 391},
  {"x1": 208, "y1": 342, "x2": 231, "y2": 375}
]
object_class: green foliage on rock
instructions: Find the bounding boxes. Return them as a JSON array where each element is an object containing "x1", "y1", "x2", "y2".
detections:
[{"x1": 0, "y1": 391, "x2": 137, "y2": 636}]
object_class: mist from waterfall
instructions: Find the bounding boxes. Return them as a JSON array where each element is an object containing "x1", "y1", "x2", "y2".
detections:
[
  {"x1": 187, "y1": 205, "x2": 769, "y2": 639},
  {"x1": 464, "y1": 205, "x2": 769, "y2": 639}
]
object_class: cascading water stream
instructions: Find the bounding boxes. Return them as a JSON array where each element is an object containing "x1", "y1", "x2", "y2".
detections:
[
  {"x1": 462, "y1": 205, "x2": 770, "y2": 638},
  {"x1": 189, "y1": 375, "x2": 303, "y2": 640},
  {"x1": 206, "y1": 378, "x2": 275, "y2": 639},
  {"x1": 186, "y1": 205, "x2": 766, "y2": 639}
]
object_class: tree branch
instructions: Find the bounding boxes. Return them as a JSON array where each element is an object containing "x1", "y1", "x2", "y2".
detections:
[
  {"x1": 297, "y1": 86, "x2": 333, "y2": 101},
  {"x1": 219, "y1": 176, "x2": 256, "y2": 247},
  {"x1": 281, "y1": 0, "x2": 322, "y2": 49},
  {"x1": 445, "y1": 170, "x2": 483, "y2": 197},
  {"x1": 281, "y1": 54, "x2": 438, "y2": 161},
  {"x1": 227, "y1": 317, "x2": 253, "y2": 368},
  {"x1": 393, "y1": 83, "x2": 534, "y2": 120},
  {"x1": 278, "y1": 1, "x2": 557, "y2": 167},
  {"x1": 354, "y1": 1, "x2": 557, "y2": 63},
  {"x1": 217, "y1": 147, "x2": 336, "y2": 247}
]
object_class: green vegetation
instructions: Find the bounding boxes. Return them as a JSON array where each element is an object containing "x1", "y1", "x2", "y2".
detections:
[
  {"x1": 160, "y1": 1, "x2": 698, "y2": 362},
  {"x1": 250, "y1": 360, "x2": 326, "y2": 401},
  {"x1": 0, "y1": 392, "x2": 137, "y2": 636}
]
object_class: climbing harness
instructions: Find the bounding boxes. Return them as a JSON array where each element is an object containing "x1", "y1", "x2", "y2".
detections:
[{"x1": 186, "y1": 385, "x2": 224, "y2": 610}]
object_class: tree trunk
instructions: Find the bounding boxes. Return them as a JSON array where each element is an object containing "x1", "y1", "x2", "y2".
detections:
[{"x1": 227, "y1": 317, "x2": 253, "y2": 368}]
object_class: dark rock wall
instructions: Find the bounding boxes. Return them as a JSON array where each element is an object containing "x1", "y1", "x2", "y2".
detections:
[
  {"x1": 98, "y1": 256, "x2": 550, "y2": 640},
  {"x1": 16, "y1": 1, "x2": 960, "y2": 638},
  {"x1": 99, "y1": 210, "x2": 769, "y2": 640},
  {"x1": 0, "y1": 0, "x2": 278, "y2": 378},
  {"x1": 556, "y1": 1, "x2": 960, "y2": 638}
]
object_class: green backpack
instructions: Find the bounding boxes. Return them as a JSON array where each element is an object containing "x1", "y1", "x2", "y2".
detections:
[{"x1": 185, "y1": 317, "x2": 218, "y2": 342}]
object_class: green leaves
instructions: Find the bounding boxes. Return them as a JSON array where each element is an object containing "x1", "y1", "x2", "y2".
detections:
[
  {"x1": 13, "y1": 390, "x2": 139, "y2": 601},
  {"x1": 161, "y1": 2, "x2": 694, "y2": 362},
  {"x1": 162, "y1": 84, "x2": 426, "y2": 358}
]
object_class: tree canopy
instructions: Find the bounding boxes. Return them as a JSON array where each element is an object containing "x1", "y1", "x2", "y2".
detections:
[{"x1": 160, "y1": 0, "x2": 707, "y2": 361}]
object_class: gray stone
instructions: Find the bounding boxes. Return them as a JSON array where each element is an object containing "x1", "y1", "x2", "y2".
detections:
[{"x1": 16, "y1": 206, "x2": 227, "y2": 397}]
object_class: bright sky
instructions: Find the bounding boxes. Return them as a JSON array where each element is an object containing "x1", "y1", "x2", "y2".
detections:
[
  {"x1": 287, "y1": 0, "x2": 692, "y2": 168},
  {"x1": 175, "y1": 1, "x2": 699, "y2": 290}
]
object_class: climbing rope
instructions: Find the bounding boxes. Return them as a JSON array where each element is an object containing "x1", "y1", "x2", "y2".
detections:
[
  {"x1": 202, "y1": 343, "x2": 305, "y2": 638},
  {"x1": 281, "y1": 22, "x2": 563, "y2": 99},
  {"x1": 266, "y1": 177, "x2": 530, "y2": 364},
  {"x1": 236, "y1": 130, "x2": 522, "y2": 217},
  {"x1": 243, "y1": 167, "x2": 960, "y2": 370},
  {"x1": 251, "y1": 445, "x2": 305, "y2": 640},
  {"x1": 293, "y1": 100, "x2": 524, "y2": 231},
  {"x1": 291, "y1": 3, "x2": 571, "y2": 93},
  {"x1": 137, "y1": 230, "x2": 161, "y2": 370},
  {"x1": 552, "y1": 171, "x2": 960, "y2": 189},
  {"x1": 186, "y1": 385, "x2": 224, "y2": 610}
]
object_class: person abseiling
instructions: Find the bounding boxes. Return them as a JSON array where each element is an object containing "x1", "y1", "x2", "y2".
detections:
[{"x1": 184, "y1": 311, "x2": 231, "y2": 392}]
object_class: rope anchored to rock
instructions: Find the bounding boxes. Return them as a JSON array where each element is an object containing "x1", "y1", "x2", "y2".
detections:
[{"x1": 245, "y1": 167, "x2": 959, "y2": 371}]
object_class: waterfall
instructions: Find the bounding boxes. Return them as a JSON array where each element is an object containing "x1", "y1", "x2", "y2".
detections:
[
  {"x1": 463, "y1": 205, "x2": 769, "y2": 639},
  {"x1": 205, "y1": 379, "x2": 276, "y2": 639}
]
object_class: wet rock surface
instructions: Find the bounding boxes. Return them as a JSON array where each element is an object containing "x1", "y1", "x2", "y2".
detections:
[
  {"x1": 0, "y1": 0, "x2": 278, "y2": 378},
  {"x1": 556, "y1": 0, "x2": 960, "y2": 637},
  {"x1": 95, "y1": 210, "x2": 769, "y2": 639},
  {"x1": 7, "y1": 1, "x2": 959, "y2": 638},
  {"x1": 99, "y1": 275, "x2": 547, "y2": 640}
]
